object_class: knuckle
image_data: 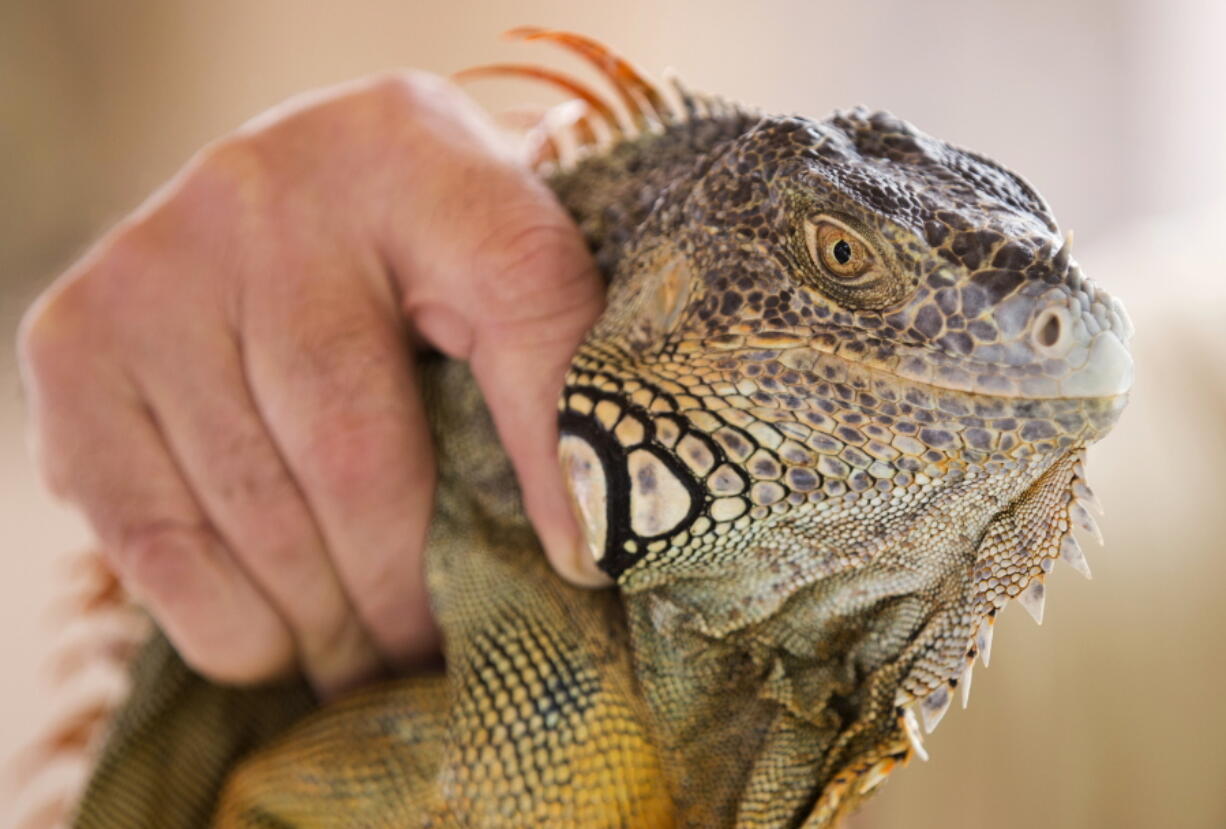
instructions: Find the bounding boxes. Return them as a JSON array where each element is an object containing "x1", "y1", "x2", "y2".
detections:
[
  {"x1": 238, "y1": 516, "x2": 317, "y2": 582},
  {"x1": 16, "y1": 294, "x2": 68, "y2": 377},
  {"x1": 296, "y1": 318, "x2": 396, "y2": 395},
  {"x1": 179, "y1": 135, "x2": 276, "y2": 220},
  {"x1": 20, "y1": 221, "x2": 177, "y2": 373},
  {"x1": 109, "y1": 520, "x2": 216, "y2": 605},
  {"x1": 471, "y1": 214, "x2": 602, "y2": 343},
  {"x1": 477, "y1": 217, "x2": 586, "y2": 308},
  {"x1": 304, "y1": 410, "x2": 421, "y2": 498},
  {"x1": 110, "y1": 520, "x2": 297, "y2": 684},
  {"x1": 18, "y1": 268, "x2": 106, "y2": 371},
  {"x1": 207, "y1": 428, "x2": 302, "y2": 511}
]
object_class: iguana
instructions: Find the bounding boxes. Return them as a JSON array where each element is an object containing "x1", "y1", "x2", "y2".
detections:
[{"x1": 49, "y1": 28, "x2": 1133, "y2": 828}]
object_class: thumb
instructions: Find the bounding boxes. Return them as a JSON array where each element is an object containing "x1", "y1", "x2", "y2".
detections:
[
  {"x1": 373, "y1": 75, "x2": 611, "y2": 585},
  {"x1": 466, "y1": 214, "x2": 611, "y2": 587}
]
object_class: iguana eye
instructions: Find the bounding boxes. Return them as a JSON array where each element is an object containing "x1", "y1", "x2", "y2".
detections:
[
  {"x1": 805, "y1": 217, "x2": 877, "y2": 281},
  {"x1": 798, "y1": 215, "x2": 911, "y2": 310}
]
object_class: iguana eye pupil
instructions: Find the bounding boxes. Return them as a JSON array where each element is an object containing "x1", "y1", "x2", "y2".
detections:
[{"x1": 805, "y1": 217, "x2": 882, "y2": 285}]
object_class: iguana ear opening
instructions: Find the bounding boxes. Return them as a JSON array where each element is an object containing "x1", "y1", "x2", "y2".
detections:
[{"x1": 620, "y1": 243, "x2": 697, "y2": 352}]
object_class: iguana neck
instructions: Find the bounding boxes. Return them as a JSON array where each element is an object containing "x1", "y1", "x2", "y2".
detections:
[{"x1": 617, "y1": 449, "x2": 1071, "y2": 825}]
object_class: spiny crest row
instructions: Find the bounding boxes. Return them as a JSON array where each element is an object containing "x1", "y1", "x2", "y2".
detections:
[{"x1": 456, "y1": 27, "x2": 745, "y2": 170}]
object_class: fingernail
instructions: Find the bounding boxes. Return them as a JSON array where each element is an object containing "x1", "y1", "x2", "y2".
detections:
[
  {"x1": 548, "y1": 435, "x2": 615, "y2": 587},
  {"x1": 540, "y1": 526, "x2": 614, "y2": 588}
]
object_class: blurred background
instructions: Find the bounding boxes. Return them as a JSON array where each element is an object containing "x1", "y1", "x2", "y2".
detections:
[{"x1": 2, "y1": 1, "x2": 1224, "y2": 826}]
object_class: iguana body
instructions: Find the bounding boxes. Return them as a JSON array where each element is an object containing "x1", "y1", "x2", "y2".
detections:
[{"x1": 67, "y1": 30, "x2": 1132, "y2": 828}]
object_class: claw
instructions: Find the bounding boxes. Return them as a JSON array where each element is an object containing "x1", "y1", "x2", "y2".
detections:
[
  {"x1": 858, "y1": 758, "x2": 897, "y2": 795},
  {"x1": 1069, "y1": 501, "x2": 1104, "y2": 545},
  {"x1": 901, "y1": 706, "x2": 929, "y2": 761},
  {"x1": 919, "y1": 685, "x2": 952, "y2": 733},
  {"x1": 1060, "y1": 533, "x2": 1093, "y2": 579},
  {"x1": 1019, "y1": 578, "x2": 1046, "y2": 624},
  {"x1": 507, "y1": 27, "x2": 676, "y2": 127}
]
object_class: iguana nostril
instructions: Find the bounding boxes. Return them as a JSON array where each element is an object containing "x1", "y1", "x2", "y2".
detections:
[
  {"x1": 1032, "y1": 307, "x2": 1070, "y2": 355},
  {"x1": 1038, "y1": 314, "x2": 1060, "y2": 347}
]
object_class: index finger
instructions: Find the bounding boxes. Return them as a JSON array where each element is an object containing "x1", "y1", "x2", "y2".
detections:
[{"x1": 365, "y1": 76, "x2": 610, "y2": 586}]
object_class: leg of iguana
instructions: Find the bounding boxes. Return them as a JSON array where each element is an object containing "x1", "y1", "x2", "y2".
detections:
[
  {"x1": 72, "y1": 632, "x2": 315, "y2": 829},
  {"x1": 214, "y1": 675, "x2": 450, "y2": 826},
  {"x1": 422, "y1": 358, "x2": 675, "y2": 826},
  {"x1": 211, "y1": 358, "x2": 676, "y2": 828}
]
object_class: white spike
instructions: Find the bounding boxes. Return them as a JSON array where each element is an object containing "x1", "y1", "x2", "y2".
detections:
[
  {"x1": 1072, "y1": 481, "x2": 1103, "y2": 514},
  {"x1": 1060, "y1": 533, "x2": 1093, "y2": 579},
  {"x1": 660, "y1": 68, "x2": 691, "y2": 123},
  {"x1": 976, "y1": 618, "x2": 995, "y2": 667},
  {"x1": 919, "y1": 685, "x2": 952, "y2": 733},
  {"x1": 1069, "y1": 501, "x2": 1104, "y2": 545},
  {"x1": 542, "y1": 99, "x2": 589, "y2": 169},
  {"x1": 901, "y1": 707, "x2": 929, "y2": 761},
  {"x1": 1019, "y1": 579, "x2": 1046, "y2": 624},
  {"x1": 960, "y1": 663, "x2": 974, "y2": 709}
]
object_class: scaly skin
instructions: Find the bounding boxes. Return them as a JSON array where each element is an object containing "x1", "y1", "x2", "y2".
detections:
[{"x1": 70, "y1": 31, "x2": 1132, "y2": 828}]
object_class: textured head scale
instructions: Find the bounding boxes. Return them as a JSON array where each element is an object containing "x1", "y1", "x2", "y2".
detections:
[
  {"x1": 591, "y1": 107, "x2": 1133, "y2": 410},
  {"x1": 466, "y1": 29, "x2": 1132, "y2": 826}
]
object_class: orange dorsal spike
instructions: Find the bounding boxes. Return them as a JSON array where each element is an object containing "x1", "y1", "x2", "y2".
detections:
[
  {"x1": 48, "y1": 550, "x2": 128, "y2": 622},
  {"x1": 13, "y1": 697, "x2": 115, "y2": 794},
  {"x1": 506, "y1": 27, "x2": 674, "y2": 126},
  {"x1": 454, "y1": 63, "x2": 622, "y2": 135},
  {"x1": 50, "y1": 633, "x2": 140, "y2": 683}
]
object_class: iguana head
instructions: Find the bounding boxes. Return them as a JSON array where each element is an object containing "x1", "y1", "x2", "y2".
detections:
[{"x1": 475, "y1": 29, "x2": 1133, "y2": 826}]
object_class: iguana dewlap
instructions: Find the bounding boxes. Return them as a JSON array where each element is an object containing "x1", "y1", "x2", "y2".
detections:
[{"x1": 66, "y1": 29, "x2": 1132, "y2": 828}]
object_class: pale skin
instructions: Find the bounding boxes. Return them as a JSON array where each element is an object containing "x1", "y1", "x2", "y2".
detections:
[{"x1": 17, "y1": 72, "x2": 612, "y2": 698}]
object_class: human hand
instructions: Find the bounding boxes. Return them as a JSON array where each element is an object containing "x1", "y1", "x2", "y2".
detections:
[{"x1": 18, "y1": 72, "x2": 608, "y2": 697}]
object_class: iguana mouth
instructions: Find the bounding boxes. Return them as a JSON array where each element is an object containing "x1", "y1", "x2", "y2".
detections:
[
  {"x1": 697, "y1": 322, "x2": 1135, "y2": 404},
  {"x1": 890, "y1": 327, "x2": 1134, "y2": 400}
]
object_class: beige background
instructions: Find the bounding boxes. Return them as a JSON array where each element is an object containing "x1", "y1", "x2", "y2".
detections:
[{"x1": 3, "y1": 1, "x2": 1225, "y2": 826}]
